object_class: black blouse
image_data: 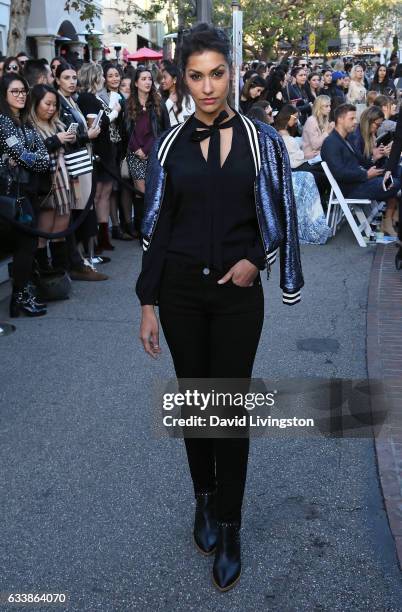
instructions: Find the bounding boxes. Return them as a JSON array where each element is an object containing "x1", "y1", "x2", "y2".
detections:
[{"x1": 136, "y1": 113, "x2": 266, "y2": 305}]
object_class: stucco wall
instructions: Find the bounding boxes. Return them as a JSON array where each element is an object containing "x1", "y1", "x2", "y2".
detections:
[{"x1": 0, "y1": 0, "x2": 10, "y2": 55}]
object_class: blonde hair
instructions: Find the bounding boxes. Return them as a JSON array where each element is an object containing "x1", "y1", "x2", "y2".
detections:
[
  {"x1": 350, "y1": 64, "x2": 364, "y2": 83},
  {"x1": 312, "y1": 95, "x2": 331, "y2": 132},
  {"x1": 359, "y1": 106, "x2": 384, "y2": 157},
  {"x1": 78, "y1": 63, "x2": 103, "y2": 94}
]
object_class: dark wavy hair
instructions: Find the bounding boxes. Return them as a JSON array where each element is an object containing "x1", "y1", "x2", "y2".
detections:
[
  {"x1": 274, "y1": 104, "x2": 298, "y2": 132},
  {"x1": 241, "y1": 76, "x2": 266, "y2": 101},
  {"x1": 3, "y1": 56, "x2": 22, "y2": 75},
  {"x1": 0, "y1": 73, "x2": 30, "y2": 125},
  {"x1": 264, "y1": 68, "x2": 285, "y2": 102},
  {"x1": 181, "y1": 23, "x2": 232, "y2": 72},
  {"x1": 372, "y1": 64, "x2": 391, "y2": 85},
  {"x1": 54, "y1": 62, "x2": 76, "y2": 85},
  {"x1": 126, "y1": 68, "x2": 161, "y2": 123},
  {"x1": 160, "y1": 62, "x2": 191, "y2": 115},
  {"x1": 103, "y1": 61, "x2": 123, "y2": 82}
]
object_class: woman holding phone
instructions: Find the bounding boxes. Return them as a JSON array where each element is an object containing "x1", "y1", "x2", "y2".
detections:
[
  {"x1": 136, "y1": 24, "x2": 303, "y2": 592},
  {"x1": 55, "y1": 63, "x2": 108, "y2": 279},
  {"x1": 29, "y1": 84, "x2": 77, "y2": 274}
]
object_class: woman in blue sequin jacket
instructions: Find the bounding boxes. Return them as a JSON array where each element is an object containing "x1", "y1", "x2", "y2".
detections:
[{"x1": 136, "y1": 24, "x2": 304, "y2": 593}]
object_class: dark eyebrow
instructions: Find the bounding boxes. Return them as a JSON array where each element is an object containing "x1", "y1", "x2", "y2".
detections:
[{"x1": 187, "y1": 64, "x2": 226, "y2": 75}]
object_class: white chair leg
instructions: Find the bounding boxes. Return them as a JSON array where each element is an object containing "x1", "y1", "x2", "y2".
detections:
[{"x1": 354, "y1": 207, "x2": 372, "y2": 237}]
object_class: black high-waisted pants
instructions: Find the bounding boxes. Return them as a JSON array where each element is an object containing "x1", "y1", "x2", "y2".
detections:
[{"x1": 158, "y1": 260, "x2": 264, "y2": 523}]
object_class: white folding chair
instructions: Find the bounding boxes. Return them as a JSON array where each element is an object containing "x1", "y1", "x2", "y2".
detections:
[{"x1": 321, "y1": 161, "x2": 382, "y2": 247}]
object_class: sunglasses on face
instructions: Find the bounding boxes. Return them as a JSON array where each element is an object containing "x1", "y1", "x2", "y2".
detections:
[{"x1": 6, "y1": 65, "x2": 19, "y2": 71}]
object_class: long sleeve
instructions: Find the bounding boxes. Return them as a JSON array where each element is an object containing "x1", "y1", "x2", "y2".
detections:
[
  {"x1": 274, "y1": 133, "x2": 304, "y2": 304},
  {"x1": 135, "y1": 177, "x2": 173, "y2": 305},
  {"x1": 321, "y1": 133, "x2": 367, "y2": 184},
  {"x1": 44, "y1": 134, "x2": 62, "y2": 153},
  {"x1": 346, "y1": 81, "x2": 366, "y2": 104},
  {"x1": 386, "y1": 107, "x2": 402, "y2": 173},
  {"x1": 282, "y1": 134, "x2": 305, "y2": 168},
  {"x1": 0, "y1": 116, "x2": 49, "y2": 173},
  {"x1": 287, "y1": 85, "x2": 311, "y2": 116},
  {"x1": 245, "y1": 238, "x2": 266, "y2": 270},
  {"x1": 302, "y1": 116, "x2": 327, "y2": 158}
]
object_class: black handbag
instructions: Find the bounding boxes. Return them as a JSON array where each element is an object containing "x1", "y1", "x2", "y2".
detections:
[
  {"x1": 0, "y1": 162, "x2": 34, "y2": 225},
  {"x1": 0, "y1": 193, "x2": 33, "y2": 225}
]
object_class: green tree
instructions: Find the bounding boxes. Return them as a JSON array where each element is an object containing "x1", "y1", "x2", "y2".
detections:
[{"x1": 113, "y1": 0, "x2": 396, "y2": 59}]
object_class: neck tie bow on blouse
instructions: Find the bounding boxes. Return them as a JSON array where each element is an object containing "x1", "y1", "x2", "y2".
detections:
[{"x1": 190, "y1": 110, "x2": 231, "y2": 142}]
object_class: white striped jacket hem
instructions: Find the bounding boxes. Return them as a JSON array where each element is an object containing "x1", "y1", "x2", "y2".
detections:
[{"x1": 282, "y1": 290, "x2": 301, "y2": 305}]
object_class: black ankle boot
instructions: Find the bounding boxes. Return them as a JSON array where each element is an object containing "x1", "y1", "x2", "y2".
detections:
[
  {"x1": 396, "y1": 247, "x2": 402, "y2": 270},
  {"x1": 9, "y1": 286, "x2": 47, "y2": 318},
  {"x1": 193, "y1": 491, "x2": 218, "y2": 556},
  {"x1": 26, "y1": 282, "x2": 47, "y2": 308},
  {"x1": 212, "y1": 521, "x2": 241, "y2": 592}
]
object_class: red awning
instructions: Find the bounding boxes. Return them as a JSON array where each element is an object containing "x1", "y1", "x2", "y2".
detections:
[{"x1": 126, "y1": 47, "x2": 163, "y2": 61}]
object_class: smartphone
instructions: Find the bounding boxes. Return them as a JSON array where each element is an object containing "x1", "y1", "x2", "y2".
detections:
[
  {"x1": 384, "y1": 175, "x2": 394, "y2": 190},
  {"x1": 376, "y1": 131, "x2": 393, "y2": 147},
  {"x1": 93, "y1": 110, "x2": 104, "y2": 130},
  {"x1": 108, "y1": 91, "x2": 120, "y2": 109},
  {"x1": 66, "y1": 123, "x2": 78, "y2": 135}
]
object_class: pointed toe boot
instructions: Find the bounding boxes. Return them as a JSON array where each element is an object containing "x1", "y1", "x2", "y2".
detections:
[{"x1": 212, "y1": 521, "x2": 241, "y2": 592}]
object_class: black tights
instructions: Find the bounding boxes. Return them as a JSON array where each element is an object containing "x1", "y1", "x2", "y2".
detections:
[
  {"x1": 0, "y1": 222, "x2": 37, "y2": 290},
  {"x1": 158, "y1": 261, "x2": 264, "y2": 522}
]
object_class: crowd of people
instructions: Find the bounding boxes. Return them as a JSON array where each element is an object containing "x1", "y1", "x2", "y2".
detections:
[
  {"x1": 0, "y1": 52, "x2": 197, "y2": 317},
  {"x1": 239, "y1": 57, "x2": 402, "y2": 243},
  {"x1": 0, "y1": 49, "x2": 401, "y2": 318}
]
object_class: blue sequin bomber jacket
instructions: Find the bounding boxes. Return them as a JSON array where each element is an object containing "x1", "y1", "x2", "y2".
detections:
[{"x1": 141, "y1": 111, "x2": 304, "y2": 305}]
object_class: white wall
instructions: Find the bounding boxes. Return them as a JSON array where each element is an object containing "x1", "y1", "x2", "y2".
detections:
[
  {"x1": 0, "y1": 0, "x2": 10, "y2": 55},
  {"x1": 27, "y1": 0, "x2": 102, "y2": 38}
]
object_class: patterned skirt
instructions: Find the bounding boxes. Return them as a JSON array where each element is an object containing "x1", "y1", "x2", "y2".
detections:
[{"x1": 127, "y1": 151, "x2": 148, "y2": 180}]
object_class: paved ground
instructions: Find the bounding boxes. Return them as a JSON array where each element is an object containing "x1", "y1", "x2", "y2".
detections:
[
  {"x1": 368, "y1": 243, "x2": 402, "y2": 570},
  {"x1": 1, "y1": 229, "x2": 402, "y2": 612}
]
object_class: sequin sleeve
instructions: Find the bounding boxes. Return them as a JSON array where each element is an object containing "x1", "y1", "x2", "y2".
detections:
[{"x1": 0, "y1": 115, "x2": 49, "y2": 173}]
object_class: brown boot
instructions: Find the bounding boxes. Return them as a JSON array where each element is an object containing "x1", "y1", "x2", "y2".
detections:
[
  {"x1": 70, "y1": 263, "x2": 109, "y2": 281},
  {"x1": 381, "y1": 216, "x2": 397, "y2": 237},
  {"x1": 97, "y1": 223, "x2": 115, "y2": 251}
]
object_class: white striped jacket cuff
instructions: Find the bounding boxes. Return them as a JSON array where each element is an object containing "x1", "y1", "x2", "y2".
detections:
[
  {"x1": 282, "y1": 290, "x2": 301, "y2": 305},
  {"x1": 267, "y1": 248, "x2": 278, "y2": 266}
]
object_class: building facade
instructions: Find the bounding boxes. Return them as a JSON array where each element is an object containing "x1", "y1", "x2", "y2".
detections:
[
  {"x1": 102, "y1": 0, "x2": 165, "y2": 59},
  {"x1": 2, "y1": 0, "x2": 102, "y2": 60}
]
